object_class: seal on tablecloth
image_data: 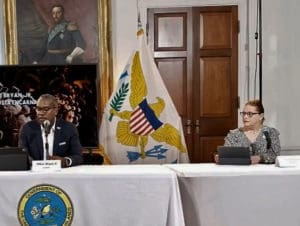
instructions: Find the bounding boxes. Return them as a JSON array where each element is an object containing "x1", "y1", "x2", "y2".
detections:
[{"x1": 17, "y1": 184, "x2": 73, "y2": 226}]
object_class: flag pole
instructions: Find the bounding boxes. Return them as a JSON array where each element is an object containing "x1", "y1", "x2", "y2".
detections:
[{"x1": 137, "y1": 0, "x2": 142, "y2": 31}]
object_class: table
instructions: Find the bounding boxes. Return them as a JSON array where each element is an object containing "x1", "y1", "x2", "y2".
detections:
[
  {"x1": 0, "y1": 165, "x2": 184, "y2": 226},
  {"x1": 167, "y1": 163, "x2": 300, "y2": 226}
]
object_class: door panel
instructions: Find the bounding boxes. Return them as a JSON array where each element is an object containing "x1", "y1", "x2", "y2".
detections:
[
  {"x1": 156, "y1": 58, "x2": 187, "y2": 116},
  {"x1": 199, "y1": 12, "x2": 233, "y2": 49},
  {"x1": 200, "y1": 57, "x2": 231, "y2": 117},
  {"x1": 155, "y1": 14, "x2": 186, "y2": 50}
]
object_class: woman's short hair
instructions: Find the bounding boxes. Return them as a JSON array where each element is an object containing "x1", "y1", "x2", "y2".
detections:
[{"x1": 245, "y1": 99, "x2": 264, "y2": 114}]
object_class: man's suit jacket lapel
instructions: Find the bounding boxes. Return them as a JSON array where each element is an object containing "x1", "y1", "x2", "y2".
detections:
[{"x1": 31, "y1": 121, "x2": 44, "y2": 159}]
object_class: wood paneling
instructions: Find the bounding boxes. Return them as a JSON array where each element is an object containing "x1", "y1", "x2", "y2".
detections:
[
  {"x1": 199, "y1": 57, "x2": 231, "y2": 117},
  {"x1": 200, "y1": 136, "x2": 225, "y2": 162},
  {"x1": 199, "y1": 12, "x2": 232, "y2": 49},
  {"x1": 148, "y1": 6, "x2": 238, "y2": 163},
  {"x1": 156, "y1": 58, "x2": 187, "y2": 116}
]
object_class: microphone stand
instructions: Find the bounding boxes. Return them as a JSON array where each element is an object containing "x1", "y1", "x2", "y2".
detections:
[
  {"x1": 31, "y1": 122, "x2": 61, "y2": 172},
  {"x1": 44, "y1": 132, "x2": 50, "y2": 161}
]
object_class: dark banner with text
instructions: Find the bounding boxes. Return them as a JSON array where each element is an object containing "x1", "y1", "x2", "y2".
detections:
[{"x1": 0, "y1": 64, "x2": 98, "y2": 147}]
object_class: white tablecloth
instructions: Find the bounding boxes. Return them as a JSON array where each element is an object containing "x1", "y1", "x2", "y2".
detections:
[
  {"x1": 0, "y1": 165, "x2": 184, "y2": 226},
  {"x1": 167, "y1": 163, "x2": 300, "y2": 226}
]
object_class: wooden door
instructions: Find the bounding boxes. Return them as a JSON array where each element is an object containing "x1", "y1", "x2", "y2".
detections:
[{"x1": 147, "y1": 6, "x2": 238, "y2": 163}]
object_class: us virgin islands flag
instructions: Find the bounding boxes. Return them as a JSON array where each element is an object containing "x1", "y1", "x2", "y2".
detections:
[{"x1": 99, "y1": 30, "x2": 190, "y2": 164}]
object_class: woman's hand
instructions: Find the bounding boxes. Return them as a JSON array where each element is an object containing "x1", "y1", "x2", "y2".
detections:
[
  {"x1": 214, "y1": 154, "x2": 219, "y2": 163},
  {"x1": 251, "y1": 155, "x2": 261, "y2": 164}
]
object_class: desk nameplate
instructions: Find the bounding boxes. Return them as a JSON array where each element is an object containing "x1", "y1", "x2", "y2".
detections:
[
  {"x1": 275, "y1": 155, "x2": 300, "y2": 168},
  {"x1": 31, "y1": 160, "x2": 61, "y2": 172}
]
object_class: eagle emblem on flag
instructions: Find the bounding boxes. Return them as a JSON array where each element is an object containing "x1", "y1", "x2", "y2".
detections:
[{"x1": 109, "y1": 51, "x2": 187, "y2": 161}]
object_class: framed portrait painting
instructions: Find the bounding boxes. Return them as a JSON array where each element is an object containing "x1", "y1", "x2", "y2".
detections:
[{"x1": 3, "y1": 0, "x2": 112, "y2": 117}]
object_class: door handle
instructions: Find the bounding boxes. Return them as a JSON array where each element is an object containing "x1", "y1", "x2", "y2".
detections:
[
  {"x1": 195, "y1": 119, "x2": 200, "y2": 134},
  {"x1": 185, "y1": 119, "x2": 192, "y2": 134}
]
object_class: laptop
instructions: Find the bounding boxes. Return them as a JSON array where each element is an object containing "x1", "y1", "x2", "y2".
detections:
[
  {"x1": 217, "y1": 146, "x2": 251, "y2": 165},
  {"x1": 0, "y1": 147, "x2": 29, "y2": 170}
]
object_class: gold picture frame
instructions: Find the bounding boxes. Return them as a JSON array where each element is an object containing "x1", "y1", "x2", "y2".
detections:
[{"x1": 3, "y1": 0, "x2": 112, "y2": 118}]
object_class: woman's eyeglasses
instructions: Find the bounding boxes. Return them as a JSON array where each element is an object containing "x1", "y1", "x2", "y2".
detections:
[{"x1": 240, "y1": 112, "x2": 260, "y2": 117}]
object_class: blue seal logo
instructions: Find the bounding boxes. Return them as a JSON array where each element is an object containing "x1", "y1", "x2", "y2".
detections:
[{"x1": 18, "y1": 184, "x2": 73, "y2": 226}]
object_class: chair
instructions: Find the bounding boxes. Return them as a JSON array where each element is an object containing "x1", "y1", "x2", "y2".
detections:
[{"x1": 82, "y1": 148, "x2": 103, "y2": 165}]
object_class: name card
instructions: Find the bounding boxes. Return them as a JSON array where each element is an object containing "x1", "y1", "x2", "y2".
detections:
[
  {"x1": 31, "y1": 160, "x2": 61, "y2": 172},
  {"x1": 275, "y1": 156, "x2": 300, "y2": 168}
]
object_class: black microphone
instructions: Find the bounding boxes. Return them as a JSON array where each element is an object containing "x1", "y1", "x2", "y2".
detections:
[
  {"x1": 250, "y1": 143, "x2": 256, "y2": 155},
  {"x1": 262, "y1": 128, "x2": 271, "y2": 149},
  {"x1": 42, "y1": 120, "x2": 51, "y2": 160},
  {"x1": 42, "y1": 120, "x2": 51, "y2": 136}
]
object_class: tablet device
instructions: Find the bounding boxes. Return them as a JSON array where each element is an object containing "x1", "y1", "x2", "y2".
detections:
[{"x1": 217, "y1": 146, "x2": 251, "y2": 165}]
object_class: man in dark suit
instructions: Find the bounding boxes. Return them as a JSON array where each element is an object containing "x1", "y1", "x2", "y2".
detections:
[{"x1": 19, "y1": 94, "x2": 83, "y2": 167}]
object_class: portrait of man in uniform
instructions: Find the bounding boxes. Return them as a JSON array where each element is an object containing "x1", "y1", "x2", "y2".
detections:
[{"x1": 16, "y1": 0, "x2": 99, "y2": 65}]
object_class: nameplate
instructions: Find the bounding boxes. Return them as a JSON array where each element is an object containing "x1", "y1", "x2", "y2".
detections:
[
  {"x1": 31, "y1": 160, "x2": 61, "y2": 172},
  {"x1": 275, "y1": 156, "x2": 300, "y2": 168}
]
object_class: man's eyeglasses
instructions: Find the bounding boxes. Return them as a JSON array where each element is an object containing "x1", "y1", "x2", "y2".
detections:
[
  {"x1": 240, "y1": 112, "x2": 260, "y2": 117},
  {"x1": 36, "y1": 106, "x2": 55, "y2": 112}
]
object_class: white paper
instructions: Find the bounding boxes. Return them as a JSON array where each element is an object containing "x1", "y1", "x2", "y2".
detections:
[{"x1": 275, "y1": 156, "x2": 300, "y2": 168}]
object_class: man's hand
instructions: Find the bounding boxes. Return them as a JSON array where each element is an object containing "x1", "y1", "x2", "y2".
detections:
[
  {"x1": 66, "y1": 47, "x2": 84, "y2": 63},
  {"x1": 66, "y1": 55, "x2": 73, "y2": 64},
  {"x1": 49, "y1": 155, "x2": 68, "y2": 168}
]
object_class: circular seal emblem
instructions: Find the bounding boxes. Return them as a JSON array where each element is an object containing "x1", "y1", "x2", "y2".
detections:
[{"x1": 18, "y1": 184, "x2": 73, "y2": 226}]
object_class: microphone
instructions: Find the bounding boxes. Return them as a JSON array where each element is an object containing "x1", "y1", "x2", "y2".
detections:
[
  {"x1": 42, "y1": 120, "x2": 51, "y2": 160},
  {"x1": 262, "y1": 128, "x2": 271, "y2": 149},
  {"x1": 42, "y1": 120, "x2": 51, "y2": 136},
  {"x1": 250, "y1": 143, "x2": 256, "y2": 155}
]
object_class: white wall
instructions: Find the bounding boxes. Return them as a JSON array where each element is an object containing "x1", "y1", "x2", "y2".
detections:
[
  {"x1": 111, "y1": 0, "x2": 300, "y2": 150},
  {"x1": 261, "y1": 0, "x2": 300, "y2": 149}
]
